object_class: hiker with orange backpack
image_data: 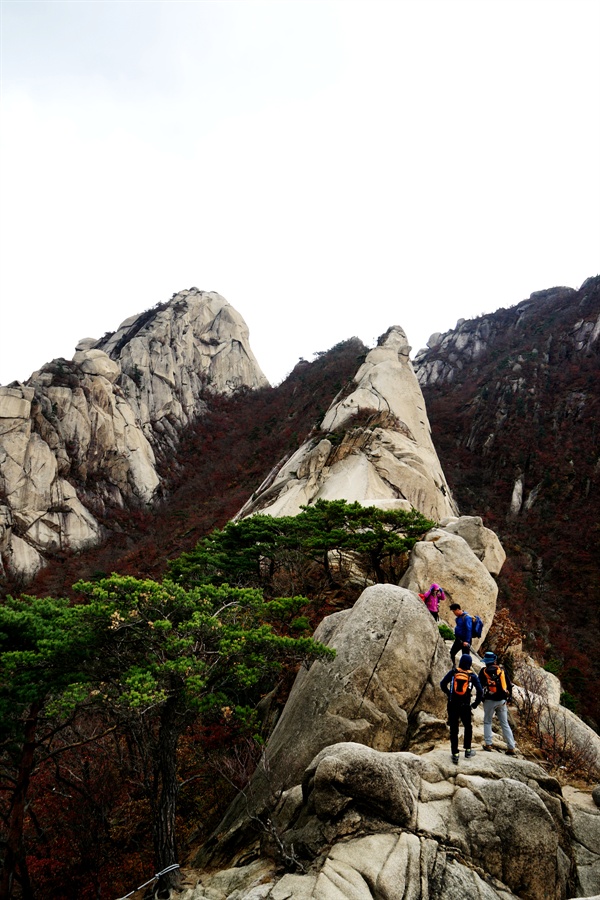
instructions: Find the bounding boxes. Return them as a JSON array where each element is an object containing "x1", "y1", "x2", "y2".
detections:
[
  {"x1": 479, "y1": 651, "x2": 517, "y2": 755},
  {"x1": 440, "y1": 654, "x2": 483, "y2": 763}
]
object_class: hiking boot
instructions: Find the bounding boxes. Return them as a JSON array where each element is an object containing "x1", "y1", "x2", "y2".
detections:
[
  {"x1": 482, "y1": 744, "x2": 493, "y2": 752},
  {"x1": 506, "y1": 748, "x2": 517, "y2": 756},
  {"x1": 465, "y1": 749, "x2": 476, "y2": 759},
  {"x1": 451, "y1": 754, "x2": 459, "y2": 764}
]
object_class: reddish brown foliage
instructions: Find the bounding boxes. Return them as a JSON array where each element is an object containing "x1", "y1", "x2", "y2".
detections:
[
  {"x1": 421, "y1": 277, "x2": 600, "y2": 725},
  {"x1": 11, "y1": 339, "x2": 366, "y2": 601}
]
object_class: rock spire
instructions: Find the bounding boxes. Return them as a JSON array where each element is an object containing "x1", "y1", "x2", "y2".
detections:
[{"x1": 237, "y1": 325, "x2": 458, "y2": 522}]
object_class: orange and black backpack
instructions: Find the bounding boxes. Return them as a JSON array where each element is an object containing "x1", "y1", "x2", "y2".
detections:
[
  {"x1": 450, "y1": 670, "x2": 472, "y2": 701},
  {"x1": 480, "y1": 664, "x2": 509, "y2": 700}
]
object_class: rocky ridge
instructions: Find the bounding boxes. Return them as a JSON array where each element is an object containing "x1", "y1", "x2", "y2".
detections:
[
  {"x1": 412, "y1": 277, "x2": 600, "y2": 523},
  {"x1": 0, "y1": 290, "x2": 267, "y2": 581},
  {"x1": 188, "y1": 589, "x2": 600, "y2": 900},
  {"x1": 2, "y1": 280, "x2": 600, "y2": 897},
  {"x1": 413, "y1": 278, "x2": 600, "y2": 388},
  {"x1": 183, "y1": 314, "x2": 600, "y2": 900}
]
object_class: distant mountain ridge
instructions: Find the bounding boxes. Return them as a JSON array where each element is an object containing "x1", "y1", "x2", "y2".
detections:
[{"x1": 414, "y1": 277, "x2": 599, "y2": 388}]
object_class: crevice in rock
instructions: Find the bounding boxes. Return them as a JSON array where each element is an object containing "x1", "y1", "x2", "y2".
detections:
[{"x1": 355, "y1": 602, "x2": 404, "y2": 717}]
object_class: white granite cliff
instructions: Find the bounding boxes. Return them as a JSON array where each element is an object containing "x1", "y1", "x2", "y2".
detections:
[
  {"x1": 238, "y1": 326, "x2": 458, "y2": 524},
  {"x1": 0, "y1": 289, "x2": 267, "y2": 581}
]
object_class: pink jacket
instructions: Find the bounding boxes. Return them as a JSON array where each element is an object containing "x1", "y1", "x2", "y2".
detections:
[{"x1": 423, "y1": 583, "x2": 445, "y2": 613}]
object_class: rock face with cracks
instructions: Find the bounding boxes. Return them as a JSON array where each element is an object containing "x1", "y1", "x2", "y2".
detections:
[
  {"x1": 0, "y1": 289, "x2": 267, "y2": 582},
  {"x1": 191, "y1": 580, "x2": 600, "y2": 899},
  {"x1": 191, "y1": 586, "x2": 600, "y2": 900},
  {"x1": 237, "y1": 326, "x2": 458, "y2": 523}
]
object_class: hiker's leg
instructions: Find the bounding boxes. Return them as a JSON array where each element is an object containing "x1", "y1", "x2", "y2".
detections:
[
  {"x1": 450, "y1": 638, "x2": 462, "y2": 665},
  {"x1": 496, "y1": 700, "x2": 516, "y2": 750},
  {"x1": 483, "y1": 699, "x2": 495, "y2": 745},
  {"x1": 460, "y1": 705, "x2": 472, "y2": 750},
  {"x1": 448, "y1": 705, "x2": 460, "y2": 756}
]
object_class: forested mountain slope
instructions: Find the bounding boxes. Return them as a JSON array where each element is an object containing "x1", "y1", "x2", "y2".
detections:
[
  {"x1": 2, "y1": 279, "x2": 600, "y2": 899},
  {"x1": 8, "y1": 277, "x2": 600, "y2": 724},
  {"x1": 415, "y1": 275, "x2": 600, "y2": 723}
]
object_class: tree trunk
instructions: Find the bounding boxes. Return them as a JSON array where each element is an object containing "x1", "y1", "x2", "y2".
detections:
[
  {"x1": 322, "y1": 550, "x2": 337, "y2": 586},
  {"x1": 0, "y1": 700, "x2": 41, "y2": 900},
  {"x1": 16, "y1": 854, "x2": 34, "y2": 900},
  {"x1": 370, "y1": 549, "x2": 387, "y2": 584},
  {"x1": 152, "y1": 699, "x2": 182, "y2": 896}
]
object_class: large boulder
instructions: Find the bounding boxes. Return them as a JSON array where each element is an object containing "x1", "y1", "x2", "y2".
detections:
[
  {"x1": 252, "y1": 585, "x2": 449, "y2": 796},
  {"x1": 197, "y1": 585, "x2": 450, "y2": 868},
  {"x1": 400, "y1": 529, "x2": 499, "y2": 647},
  {"x1": 564, "y1": 792, "x2": 600, "y2": 897},
  {"x1": 72, "y1": 349, "x2": 121, "y2": 382},
  {"x1": 187, "y1": 744, "x2": 577, "y2": 900},
  {"x1": 237, "y1": 326, "x2": 458, "y2": 523},
  {"x1": 284, "y1": 745, "x2": 572, "y2": 900},
  {"x1": 439, "y1": 515, "x2": 506, "y2": 576}
]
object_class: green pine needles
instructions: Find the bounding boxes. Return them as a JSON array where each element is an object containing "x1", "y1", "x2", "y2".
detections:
[
  {"x1": 0, "y1": 499, "x2": 435, "y2": 892},
  {"x1": 168, "y1": 499, "x2": 436, "y2": 590}
]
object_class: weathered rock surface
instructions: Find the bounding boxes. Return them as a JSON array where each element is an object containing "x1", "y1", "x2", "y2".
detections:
[
  {"x1": 196, "y1": 585, "x2": 450, "y2": 868},
  {"x1": 565, "y1": 792, "x2": 600, "y2": 897},
  {"x1": 192, "y1": 565, "x2": 600, "y2": 900},
  {"x1": 0, "y1": 290, "x2": 267, "y2": 581},
  {"x1": 400, "y1": 527, "x2": 499, "y2": 647},
  {"x1": 94, "y1": 289, "x2": 267, "y2": 446},
  {"x1": 188, "y1": 742, "x2": 591, "y2": 900},
  {"x1": 237, "y1": 326, "x2": 458, "y2": 523},
  {"x1": 439, "y1": 515, "x2": 506, "y2": 576},
  {"x1": 258, "y1": 585, "x2": 449, "y2": 791}
]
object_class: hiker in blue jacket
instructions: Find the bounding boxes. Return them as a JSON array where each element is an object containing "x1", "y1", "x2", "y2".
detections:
[
  {"x1": 440, "y1": 653, "x2": 483, "y2": 762},
  {"x1": 449, "y1": 603, "x2": 472, "y2": 665}
]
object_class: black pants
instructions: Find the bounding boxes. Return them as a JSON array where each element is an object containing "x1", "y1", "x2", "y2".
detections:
[
  {"x1": 448, "y1": 702, "x2": 472, "y2": 754},
  {"x1": 450, "y1": 638, "x2": 470, "y2": 665}
]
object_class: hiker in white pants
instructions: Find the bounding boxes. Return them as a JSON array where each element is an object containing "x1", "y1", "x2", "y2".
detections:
[{"x1": 479, "y1": 651, "x2": 517, "y2": 754}]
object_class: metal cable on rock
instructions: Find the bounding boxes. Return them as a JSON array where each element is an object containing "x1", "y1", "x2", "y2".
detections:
[{"x1": 115, "y1": 863, "x2": 180, "y2": 899}]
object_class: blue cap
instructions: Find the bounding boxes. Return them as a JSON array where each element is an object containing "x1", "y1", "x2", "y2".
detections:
[
  {"x1": 483, "y1": 651, "x2": 497, "y2": 664},
  {"x1": 458, "y1": 654, "x2": 472, "y2": 669}
]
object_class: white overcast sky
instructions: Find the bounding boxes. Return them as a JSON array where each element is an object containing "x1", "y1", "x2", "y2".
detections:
[{"x1": 1, "y1": 0, "x2": 599, "y2": 387}]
